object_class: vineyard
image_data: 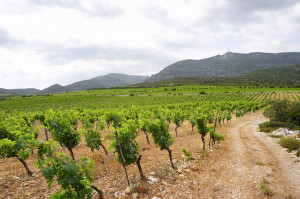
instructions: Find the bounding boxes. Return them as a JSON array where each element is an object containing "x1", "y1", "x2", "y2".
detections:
[{"x1": 0, "y1": 87, "x2": 300, "y2": 198}]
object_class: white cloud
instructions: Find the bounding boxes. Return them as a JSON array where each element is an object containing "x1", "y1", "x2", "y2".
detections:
[{"x1": 0, "y1": 0, "x2": 299, "y2": 89}]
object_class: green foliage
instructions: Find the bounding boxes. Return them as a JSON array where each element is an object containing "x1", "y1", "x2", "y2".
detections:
[
  {"x1": 105, "y1": 112, "x2": 123, "y2": 128},
  {"x1": 80, "y1": 113, "x2": 105, "y2": 152},
  {"x1": 262, "y1": 100, "x2": 300, "y2": 131},
  {"x1": 259, "y1": 121, "x2": 297, "y2": 133},
  {"x1": 109, "y1": 120, "x2": 140, "y2": 166},
  {"x1": 147, "y1": 119, "x2": 174, "y2": 150},
  {"x1": 172, "y1": 111, "x2": 182, "y2": 127},
  {"x1": 278, "y1": 137, "x2": 300, "y2": 153},
  {"x1": 182, "y1": 148, "x2": 193, "y2": 161},
  {"x1": 45, "y1": 109, "x2": 81, "y2": 150},
  {"x1": 188, "y1": 115, "x2": 196, "y2": 129},
  {"x1": 209, "y1": 125, "x2": 226, "y2": 143},
  {"x1": 196, "y1": 116, "x2": 209, "y2": 137},
  {"x1": 0, "y1": 117, "x2": 35, "y2": 159},
  {"x1": 139, "y1": 118, "x2": 151, "y2": 133},
  {"x1": 35, "y1": 141, "x2": 95, "y2": 199}
]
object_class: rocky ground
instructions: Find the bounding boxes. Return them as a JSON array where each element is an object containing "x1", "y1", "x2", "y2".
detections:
[{"x1": 0, "y1": 110, "x2": 299, "y2": 198}]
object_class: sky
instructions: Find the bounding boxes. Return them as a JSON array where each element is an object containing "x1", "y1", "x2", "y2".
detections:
[{"x1": 0, "y1": 0, "x2": 300, "y2": 89}]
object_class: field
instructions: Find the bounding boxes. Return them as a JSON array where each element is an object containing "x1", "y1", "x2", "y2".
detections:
[{"x1": 0, "y1": 86, "x2": 300, "y2": 198}]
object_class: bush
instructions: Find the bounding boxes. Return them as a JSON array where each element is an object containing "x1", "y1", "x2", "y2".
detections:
[
  {"x1": 264, "y1": 100, "x2": 300, "y2": 125},
  {"x1": 259, "y1": 121, "x2": 296, "y2": 132},
  {"x1": 296, "y1": 148, "x2": 300, "y2": 157},
  {"x1": 278, "y1": 137, "x2": 300, "y2": 153}
]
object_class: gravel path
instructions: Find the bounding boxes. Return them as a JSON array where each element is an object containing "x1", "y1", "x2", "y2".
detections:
[{"x1": 170, "y1": 111, "x2": 300, "y2": 199}]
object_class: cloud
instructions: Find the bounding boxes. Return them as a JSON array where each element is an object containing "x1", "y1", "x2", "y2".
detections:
[
  {"x1": 0, "y1": 27, "x2": 22, "y2": 47},
  {"x1": 0, "y1": 0, "x2": 300, "y2": 89},
  {"x1": 28, "y1": 0, "x2": 124, "y2": 17}
]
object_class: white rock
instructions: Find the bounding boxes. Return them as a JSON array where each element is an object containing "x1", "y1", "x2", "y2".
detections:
[
  {"x1": 12, "y1": 176, "x2": 20, "y2": 180},
  {"x1": 125, "y1": 187, "x2": 131, "y2": 194},
  {"x1": 132, "y1": 193, "x2": 139, "y2": 199},
  {"x1": 147, "y1": 181, "x2": 154, "y2": 185},
  {"x1": 114, "y1": 191, "x2": 123, "y2": 197},
  {"x1": 152, "y1": 197, "x2": 161, "y2": 199},
  {"x1": 148, "y1": 176, "x2": 159, "y2": 183},
  {"x1": 161, "y1": 181, "x2": 169, "y2": 186}
]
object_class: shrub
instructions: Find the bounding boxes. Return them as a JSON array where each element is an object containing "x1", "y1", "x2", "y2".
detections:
[
  {"x1": 296, "y1": 148, "x2": 300, "y2": 157},
  {"x1": 278, "y1": 137, "x2": 300, "y2": 153},
  {"x1": 259, "y1": 121, "x2": 296, "y2": 132}
]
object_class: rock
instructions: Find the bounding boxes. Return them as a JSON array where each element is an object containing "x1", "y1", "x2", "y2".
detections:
[
  {"x1": 152, "y1": 197, "x2": 161, "y2": 199},
  {"x1": 107, "y1": 188, "x2": 114, "y2": 193},
  {"x1": 148, "y1": 176, "x2": 159, "y2": 183},
  {"x1": 114, "y1": 191, "x2": 123, "y2": 197},
  {"x1": 179, "y1": 174, "x2": 185, "y2": 178},
  {"x1": 161, "y1": 181, "x2": 169, "y2": 186},
  {"x1": 12, "y1": 176, "x2": 20, "y2": 180},
  {"x1": 271, "y1": 128, "x2": 300, "y2": 137},
  {"x1": 147, "y1": 181, "x2": 154, "y2": 185},
  {"x1": 125, "y1": 186, "x2": 131, "y2": 194},
  {"x1": 132, "y1": 193, "x2": 139, "y2": 199}
]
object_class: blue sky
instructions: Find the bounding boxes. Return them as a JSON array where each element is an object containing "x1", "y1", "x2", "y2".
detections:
[{"x1": 0, "y1": 0, "x2": 300, "y2": 89}]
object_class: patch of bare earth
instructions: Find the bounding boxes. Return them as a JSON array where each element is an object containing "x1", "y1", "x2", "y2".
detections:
[{"x1": 1, "y1": 110, "x2": 299, "y2": 198}]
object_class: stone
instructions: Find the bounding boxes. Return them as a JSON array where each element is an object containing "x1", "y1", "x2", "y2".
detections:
[
  {"x1": 114, "y1": 191, "x2": 123, "y2": 197},
  {"x1": 161, "y1": 181, "x2": 169, "y2": 186},
  {"x1": 132, "y1": 193, "x2": 139, "y2": 199},
  {"x1": 147, "y1": 181, "x2": 154, "y2": 185},
  {"x1": 152, "y1": 197, "x2": 161, "y2": 199},
  {"x1": 125, "y1": 186, "x2": 131, "y2": 194},
  {"x1": 12, "y1": 176, "x2": 20, "y2": 180},
  {"x1": 148, "y1": 176, "x2": 159, "y2": 183}
]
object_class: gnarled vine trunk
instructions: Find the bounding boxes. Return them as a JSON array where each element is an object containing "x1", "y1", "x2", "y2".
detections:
[
  {"x1": 136, "y1": 155, "x2": 146, "y2": 179},
  {"x1": 167, "y1": 148, "x2": 175, "y2": 169},
  {"x1": 16, "y1": 156, "x2": 32, "y2": 176},
  {"x1": 100, "y1": 144, "x2": 108, "y2": 155},
  {"x1": 91, "y1": 185, "x2": 104, "y2": 199}
]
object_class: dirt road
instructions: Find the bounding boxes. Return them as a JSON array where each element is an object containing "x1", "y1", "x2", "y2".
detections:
[{"x1": 166, "y1": 111, "x2": 300, "y2": 199}]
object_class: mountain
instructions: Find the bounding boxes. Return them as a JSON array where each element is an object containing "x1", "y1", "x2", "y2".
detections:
[
  {"x1": 0, "y1": 88, "x2": 40, "y2": 96},
  {"x1": 145, "y1": 52, "x2": 300, "y2": 82},
  {"x1": 135, "y1": 65, "x2": 300, "y2": 87},
  {"x1": 65, "y1": 73, "x2": 148, "y2": 91},
  {"x1": 39, "y1": 84, "x2": 69, "y2": 94},
  {"x1": 0, "y1": 73, "x2": 149, "y2": 95}
]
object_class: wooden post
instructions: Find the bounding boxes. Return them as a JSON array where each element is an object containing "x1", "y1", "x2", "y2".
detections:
[{"x1": 115, "y1": 131, "x2": 130, "y2": 186}]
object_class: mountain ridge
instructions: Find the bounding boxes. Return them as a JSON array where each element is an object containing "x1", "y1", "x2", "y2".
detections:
[
  {"x1": 145, "y1": 52, "x2": 300, "y2": 82},
  {"x1": 0, "y1": 73, "x2": 149, "y2": 95}
]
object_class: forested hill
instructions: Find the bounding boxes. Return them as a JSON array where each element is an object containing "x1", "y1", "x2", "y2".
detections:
[
  {"x1": 145, "y1": 52, "x2": 300, "y2": 82},
  {"x1": 135, "y1": 65, "x2": 300, "y2": 87}
]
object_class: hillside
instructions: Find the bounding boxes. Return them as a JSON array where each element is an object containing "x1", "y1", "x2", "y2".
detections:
[
  {"x1": 134, "y1": 65, "x2": 300, "y2": 87},
  {"x1": 146, "y1": 52, "x2": 300, "y2": 82},
  {"x1": 0, "y1": 73, "x2": 149, "y2": 95},
  {"x1": 0, "y1": 88, "x2": 40, "y2": 96},
  {"x1": 65, "y1": 73, "x2": 148, "y2": 91},
  {"x1": 39, "y1": 84, "x2": 69, "y2": 94}
]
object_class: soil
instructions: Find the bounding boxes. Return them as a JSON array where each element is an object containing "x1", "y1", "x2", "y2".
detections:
[{"x1": 0, "y1": 110, "x2": 299, "y2": 199}]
